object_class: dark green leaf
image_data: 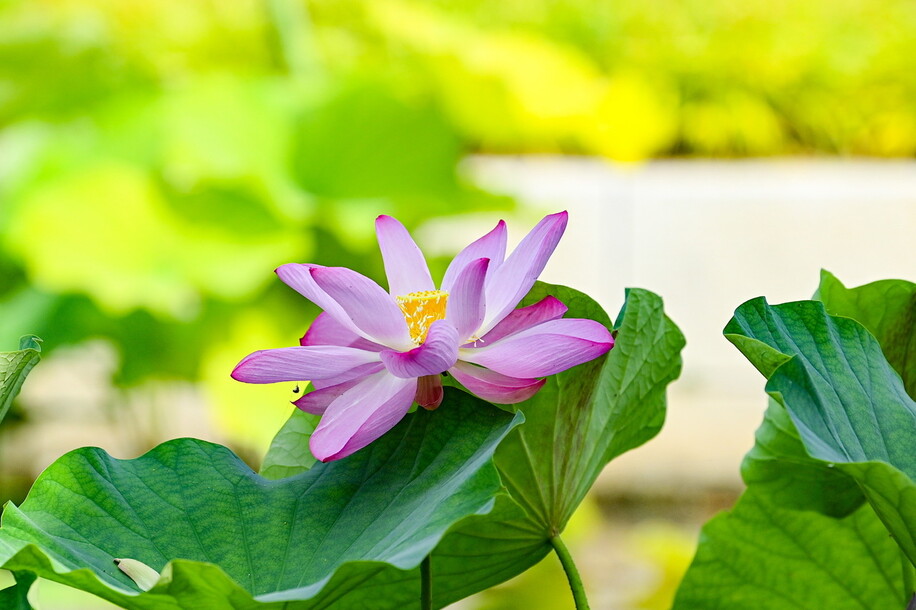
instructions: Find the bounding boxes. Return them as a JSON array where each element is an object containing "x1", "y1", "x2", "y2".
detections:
[
  {"x1": 768, "y1": 353, "x2": 916, "y2": 563},
  {"x1": 0, "y1": 571, "x2": 35, "y2": 610},
  {"x1": 730, "y1": 293, "x2": 916, "y2": 569},
  {"x1": 16, "y1": 336, "x2": 40, "y2": 352},
  {"x1": 816, "y1": 270, "x2": 916, "y2": 397},
  {"x1": 726, "y1": 297, "x2": 916, "y2": 562},
  {"x1": 741, "y1": 399, "x2": 863, "y2": 517},
  {"x1": 678, "y1": 287, "x2": 916, "y2": 608},
  {"x1": 0, "y1": 335, "x2": 41, "y2": 425},
  {"x1": 0, "y1": 390, "x2": 521, "y2": 608}
]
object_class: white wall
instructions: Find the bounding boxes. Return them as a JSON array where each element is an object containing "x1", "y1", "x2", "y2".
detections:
[{"x1": 424, "y1": 157, "x2": 916, "y2": 492}]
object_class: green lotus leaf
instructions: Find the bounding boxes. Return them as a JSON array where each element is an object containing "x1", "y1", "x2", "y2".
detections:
[
  {"x1": 678, "y1": 285, "x2": 916, "y2": 609},
  {"x1": 673, "y1": 489, "x2": 905, "y2": 609},
  {"x1": 0, "y1": 335, "x2": 41, "y2": 426},
  {"x1": 741, "y1": 398, "x2": 863, "y2": 517},
  {"x1": 727, "y1": 297, "x2": 916, "y2": 562},
  {"x1": 816, "y1": 270, "x2": 915, "y2": 397},
  {"x1": 0, "y1": 391, "x2": 521, "y2": 608},
  {"x1": 259, "y1": 409, "x2": 319, "y2": 480}
]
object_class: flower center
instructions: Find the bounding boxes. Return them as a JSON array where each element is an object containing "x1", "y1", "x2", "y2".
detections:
[{"x1": 397, "y1": 290, "x2": 448, "y2": 344}]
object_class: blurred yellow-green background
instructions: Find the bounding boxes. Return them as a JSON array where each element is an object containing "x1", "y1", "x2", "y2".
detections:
[{"x1": 1, "y1": 0, "x2": 915, "y2": 607}]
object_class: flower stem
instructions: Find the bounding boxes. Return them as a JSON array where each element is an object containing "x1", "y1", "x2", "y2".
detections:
[
  {"x1": 421, "y1": 554, "x2": 432, "y2": 610},
  {"x1": 550, "y1": 534, "x2": 590, "y2": 610}
]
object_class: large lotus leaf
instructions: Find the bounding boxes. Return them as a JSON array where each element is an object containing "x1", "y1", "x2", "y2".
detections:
[
  {"x1": 259, "y1": 408, "x2": 319, "y2": 480},
  {"x1": 733, "y1": 279, "x2": 913, "y2": 516},
  {"x1": 726, "y1": 297, "x2": 916, "y2": 563},
  {"x1": 428, "y1": 285, "x2": 683, "y2": 607},
  {"x1": 673, "y1": 489, "x2": 905, "y2": 609},
  {"x1": 0, "y1": 390, "x2": 521, "y2": 608},
  {"x1": 399, "y1": 285, "x2": 681, "y2": 605},
  {"x1": 488, "y1": 285, "x2": 683, "y2": 530},
  {"x1": 816, "y1": 270, "x2": 915, "y2": 397},
  {"x1": 258, "y1": 283, "x2": 685, "y2": 606},
  {"x1": 741, "y1": 398, "x2": 863, "y2": 517},
  {"x1": 0, "y1": 335, "x2": 41, "y2": 426},
  {"x1": 768, "y1": 349, "x2": 916, "y2": 564}
]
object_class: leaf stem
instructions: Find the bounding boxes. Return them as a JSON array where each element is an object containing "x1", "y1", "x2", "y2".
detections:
[
  {"x1": 550, "y1": 534, "x2": 590, "y2": 610},
  {"x1": 421, "y1": 554, "x2": 432, "y2": 610}
]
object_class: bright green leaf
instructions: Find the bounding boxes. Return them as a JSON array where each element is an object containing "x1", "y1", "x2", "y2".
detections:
[
  {"x1": 0, "y1": 335, "x2": 41, "y2": 426},
  {"x1": 259, "y1": 408, "x2": 319, "y2": 480},
  {"x1": 0, "y1": 390, "x2": 521, "y2": 608},
  {"x1": 673, "y1": 489, "x2": 905, "y2": 609}
]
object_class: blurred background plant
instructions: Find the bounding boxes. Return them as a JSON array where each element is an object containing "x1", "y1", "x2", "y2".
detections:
[{"x1": 1, "y1": 0, "x2": 914, "y2": 607}]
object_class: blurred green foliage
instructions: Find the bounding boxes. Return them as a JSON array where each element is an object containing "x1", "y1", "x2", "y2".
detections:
[
  {"x1": 0, "y1": 0, "x2": 912, "y2": 452},
  {"x1": 0, "y1": 0, "x2": 511, "y2": 451},
  {"x1": 311, "y1": 0, "x2": 916, "y2": 158}
]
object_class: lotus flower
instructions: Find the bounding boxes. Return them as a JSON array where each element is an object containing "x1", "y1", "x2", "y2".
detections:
[{"x1": 232, "y1": 212, "x2": 614, "y2": 461}]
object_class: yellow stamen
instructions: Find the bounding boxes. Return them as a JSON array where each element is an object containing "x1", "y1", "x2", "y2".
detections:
[{"x1": 397, "y1": 290, "x2": 448, "y2": 344}]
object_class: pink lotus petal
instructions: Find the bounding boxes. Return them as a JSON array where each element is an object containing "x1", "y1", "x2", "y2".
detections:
[
  {"x1": 461, "y1": 317, "x2": 612, "y2": 378},
  {"x1": 231, "y1": 346, "x2": 381, "y2": 383},
  {"x1": 449, "y1": 361, "x2": 546, "y2": 404},
  {"x1": 415, "y1": 375, "x2": 444, "y2": 410},
  {"x1": 479, "y1": 212, "x2": 568, "y2": 335},
  {"x1": 293, "y1": 378, "x2": 364, "y2": 415},
  {"x1": 276, "y1": 264, "x2": 366, "y2": 340},
  {"x1": 376, "y1": 215, "x2": 435, "y2": 296},
  {"x1": 511, "y1": 318, "x2": 613, "y2": 343},
  {"x1": 300, "y1": 312, "x2": 385, "y2": 352},
  {"x1": 477, "y1": 295, "x2": 568, "y2": 346},
  {"x1": 310, "y1": 266, "x2": 413, "y2": 350},
  {"x1": 441, "y1": 220, "x2": 507, "y2": 293},
  {"x1": 380, "y1": 320, "x2": 459, "y2": 378},
  {"x1": 445, "y1": 257, "x2": 489, "y2": 341},
  {"x1": 309, "y1": 372, "x2": 417, "y2": 461},
  {"x1": 310, "y1": 362, "x2": 385, "y2": 391}
]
